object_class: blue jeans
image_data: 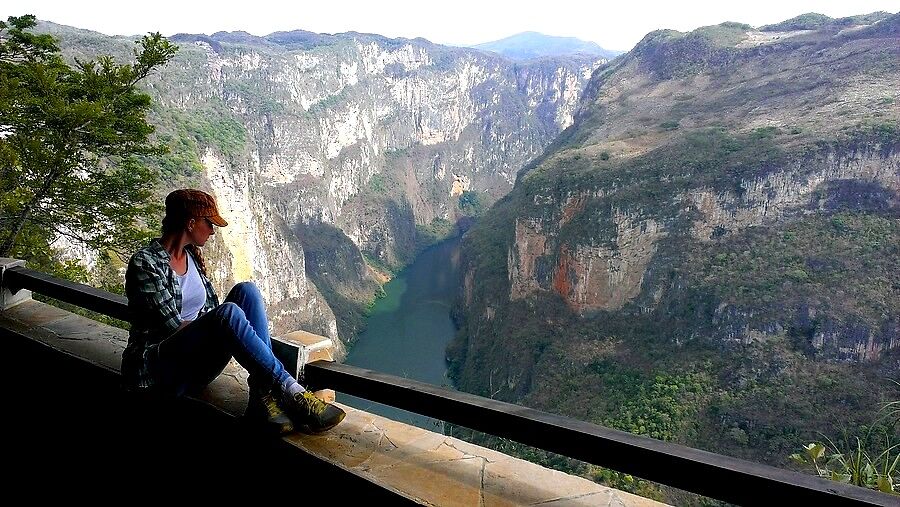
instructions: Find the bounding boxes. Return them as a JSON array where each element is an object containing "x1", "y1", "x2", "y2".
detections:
[{"x1": 154, "y1": 282, "x2": 296, "y2": 398}]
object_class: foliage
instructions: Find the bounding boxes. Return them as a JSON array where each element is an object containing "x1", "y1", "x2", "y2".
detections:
[
  {"x1": 456, "y1": 190, "x2": 485, "y2": 217},
  {"x1": 760, "y1": 13, "x2": 834, "y2": 32},
  {"x1": 692, "y1": 22, "x2": 752, "y2": 47},
  {"x1": 760, "y1": 12, "x2": 893, "y2": 32},
  {"x1": 660, "y1": 120, "x2": 679, "y2": 131},
  {"x1": 790, "y1": 380, "x2": 900, "y2": 494},
  {"x1": 168, "y1": 102, "x2": 248, "y2": 164},
  {"x1": 367, "y1": 174, "x2": 388, "y2": 194},
  {"x1": 791, "y1": 436, "x2": 899, "y2": 493},
  {"x1": 224, "y1": 79, "x2": 284, "y2": 115},
  {"x1": 588, "y1": 466, "x2": 668, "y2": 501},
  {"x1": 415, "y1": 218, "x2": 454, "y2": 250},
  {"x1": 17, "y1": 240, "x2": 130, "y2": 329},
  {"x1": 0, "y1": 14, "x2": 177, "y2": 259},
  {"x1": 588, "y1": 361, "x2": 713, "y2": 441},
  {"x1": 692, "y1": 212, "x2": 899, "y2": 327}
]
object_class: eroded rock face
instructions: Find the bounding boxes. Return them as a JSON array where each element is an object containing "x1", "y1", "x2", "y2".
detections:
[
  {"x1": 454, "y1": 13, "x2": 900, "y2": 391},
  {"x1": 490, "y1": 145, "x2": 900, "y2": 359},
  {"x1": 508, "y1": 218, "x2": 548, "y2": 301},
  {"x1": 687, "y1": 150, "x2": 900, "y2": 241},
  {"x1": 200, "y1": 149, "x2": 342, "y2": 354},
  {"x1": 509, "y1": 212, "x2": 665, "y2": 312},
  {"x1": 550, "y1": 216, "x2": 665, "y2": 312},
  {"x1": 163, "y1": 34, "x2": 602, "y2": 231},
  {"x1": 47, "y1": 23, "x2": 604, "y2": 345}
]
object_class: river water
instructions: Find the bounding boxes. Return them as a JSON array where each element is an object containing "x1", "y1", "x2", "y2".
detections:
[{"x1": 342, "y1": 237, "x2": 461, "y2": 430}]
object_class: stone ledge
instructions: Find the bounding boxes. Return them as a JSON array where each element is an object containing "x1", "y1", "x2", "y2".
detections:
[{"x1": 0, "y1": 299, "x2": 666, "y2": 506}]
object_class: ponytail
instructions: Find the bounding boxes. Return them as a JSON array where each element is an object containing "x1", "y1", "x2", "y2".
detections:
[{"x1": 185, "y1": 244, "x2": 208, "y2": 278}]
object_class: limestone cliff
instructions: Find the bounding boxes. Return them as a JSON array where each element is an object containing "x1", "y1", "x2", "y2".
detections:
[{"x1": 44, "y1": 22, "x2": 604, "y2": 345}]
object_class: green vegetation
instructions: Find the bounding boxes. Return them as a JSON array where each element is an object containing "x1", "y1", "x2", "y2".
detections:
[
  {"x1": 587, "y1": 361, "x2": 713, "y2": 441},
  {"x1": 692, "y1": 213, "x2": 898, "y2": 327},
  {"x1": 660, "y1": 120, "x2": 680, "y2": 131},
  {"x1": 860, "y1": 120, "x2": 900, "y2": 146},
  {"x1": 361, "y1": 252, "x2": 396, "y2": 278},
  {"x1": 224, "y1": 79, "x2": 285, "y2": 115},
  {"x1": 308, "y1": 88, "x2": 348, "y2": 114},
  {"x1": 171, "y1": 103, "x2": 248, "y2": 163},
  {"x1": 760, "y1": 12, "x2": 893, "y2": 32},
  {"x1": 692, "y1": 22, "x2": 751, "y2": 47},
  {"x1": 0, "y1": 15, "x2": 176, "y2": 262},
  {"x1": 792, "y1": 437, "x2": 899, "y2": 493},
  {"x1": 456, "y1": 190, "x2": 485, "y2": 217},
  {"x1": 751, "y1": 126, "x2": 780, "y2": 139},
  {"x1": 659, "y1": 121, "x2": 678, "y2": 130},
  {"x1": 630, "y1": 22, "x2": 748, "y2": 79},
  {"x1": 368, "y1": 174, "x2": 388, "y2": 194},
  {"x1": 415, "y1": 218, "x2": 454, "y2": 250},
  {"x1": 791, "y1": 381, "x2": 900, "y2": 494},
  {"x1": 34, "y1": 250, "x2": 130, "y2": 329},
  {"x1": 760, "y1": 13, "x2": 834, "y2": 32}
]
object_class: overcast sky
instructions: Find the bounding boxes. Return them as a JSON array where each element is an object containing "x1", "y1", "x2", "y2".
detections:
[{"x1": 2, "y1": 0, "x2": 897, "y2": 51}]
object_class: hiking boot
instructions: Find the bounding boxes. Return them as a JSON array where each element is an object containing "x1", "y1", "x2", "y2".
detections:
[
  {"x1": 244, "y1": 390, "x2": 295, "y2": 436},
  {"x1": 282, "y1": 391, "x2": 346, "y2": 434}
]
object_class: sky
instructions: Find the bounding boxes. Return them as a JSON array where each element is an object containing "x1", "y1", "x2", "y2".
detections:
[{"x1": 2, "y1": 0, "x2": 897, "y2": 51}]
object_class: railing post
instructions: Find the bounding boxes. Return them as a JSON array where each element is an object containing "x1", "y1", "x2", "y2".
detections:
[
  {"x1": 0, "y1": 258, "x2": 31, "y2": 311},
  {"x1": 272, "y1": 330, "x2": 336, "y2": 403}
]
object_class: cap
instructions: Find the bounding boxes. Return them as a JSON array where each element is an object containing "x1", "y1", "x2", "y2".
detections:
[{"x1": 165, "y1": 189, "x2": 228, "y2": 227}]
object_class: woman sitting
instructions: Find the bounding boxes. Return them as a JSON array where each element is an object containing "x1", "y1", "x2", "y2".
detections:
[{"x1": 122, "y1": 188, "x2": 344, "y2": 434}]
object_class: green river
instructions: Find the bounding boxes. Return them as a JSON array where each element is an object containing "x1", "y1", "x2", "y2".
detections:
[{"x1": 342, "y1": 237, "x2": 461, "y2": 430}]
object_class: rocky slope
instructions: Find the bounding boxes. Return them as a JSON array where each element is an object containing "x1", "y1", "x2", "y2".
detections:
[
  {"x1": 42, "y1": 22, "x2": 605, "y2": 348},
  {"x1": 451, "y1": 12, "x2": 900, "y2": 469}
]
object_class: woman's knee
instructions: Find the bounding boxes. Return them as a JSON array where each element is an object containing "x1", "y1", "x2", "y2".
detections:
[
  {"x1": 213, "y1": 302, "x2": 245, "y2": 322},
  {"x1": 230, "y1": 281, "x2": 261, "y2": 300}
]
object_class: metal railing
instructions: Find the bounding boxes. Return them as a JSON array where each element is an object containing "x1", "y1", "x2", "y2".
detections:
[{"x1": 1, "y1": 264, "x2": 893, "y2": 506}]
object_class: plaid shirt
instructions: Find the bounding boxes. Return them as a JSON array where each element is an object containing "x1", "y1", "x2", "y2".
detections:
[{"x1": 122, "y1": 239, "x2": 219, "y2": 389}]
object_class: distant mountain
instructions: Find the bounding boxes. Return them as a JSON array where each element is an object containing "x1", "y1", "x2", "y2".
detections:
[{"x1": 471, "y1": 31, "x2": 621, "y2": 60}]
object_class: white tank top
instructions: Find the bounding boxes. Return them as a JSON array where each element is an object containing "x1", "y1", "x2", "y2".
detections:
[{"x1": 177, "y1": 253, "x2": 206, "y2": 321}]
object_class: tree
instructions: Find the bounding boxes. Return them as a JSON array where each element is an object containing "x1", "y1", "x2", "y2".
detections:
[{"x1": 0, "y1": 14, "x2": 177, "y2": 260}]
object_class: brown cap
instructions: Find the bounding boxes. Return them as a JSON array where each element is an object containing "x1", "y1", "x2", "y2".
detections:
[{"x1": 165, "y1": 189, "x2": 228, "y2": 227}]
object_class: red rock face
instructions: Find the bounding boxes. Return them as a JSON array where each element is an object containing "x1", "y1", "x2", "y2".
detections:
[
  {"x1": 509, "y1": 218, "x2": 549, "y2": 301},
  {"x1": 552, "y1": 244, "x2": 575, "y2": 298},
  {"x1": 509, "y1": 204, "x2": 666, "y2": 313}
]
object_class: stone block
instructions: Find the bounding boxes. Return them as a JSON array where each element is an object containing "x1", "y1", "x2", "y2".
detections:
[
  {"x1": 313, "y1": 389, "x2": 335, "y2": 403},
  {"x1": 274, "y1": 329, "x2": 336, "y2": 382},
  {"x1": 0, "y1": 258, "x2": 31, "y2": 311}
]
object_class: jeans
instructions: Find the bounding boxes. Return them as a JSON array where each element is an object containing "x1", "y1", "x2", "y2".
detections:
[{"x1": 154, "y1": 281, "x2": 296, "y2": 398}]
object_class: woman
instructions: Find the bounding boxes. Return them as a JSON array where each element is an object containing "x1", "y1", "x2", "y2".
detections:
[{"x1": 122, "y1": 188, "x2": 345, "y2": 435}]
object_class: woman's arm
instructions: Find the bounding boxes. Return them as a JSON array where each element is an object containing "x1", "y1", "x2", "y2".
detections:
[{"x1": 125, "y1": 253, "x2": 183, "y2": 338}]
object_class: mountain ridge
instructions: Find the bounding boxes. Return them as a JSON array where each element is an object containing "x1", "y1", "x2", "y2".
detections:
[{"x1": 471, "y1": 31, "x2": 622, "y2": 60}]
